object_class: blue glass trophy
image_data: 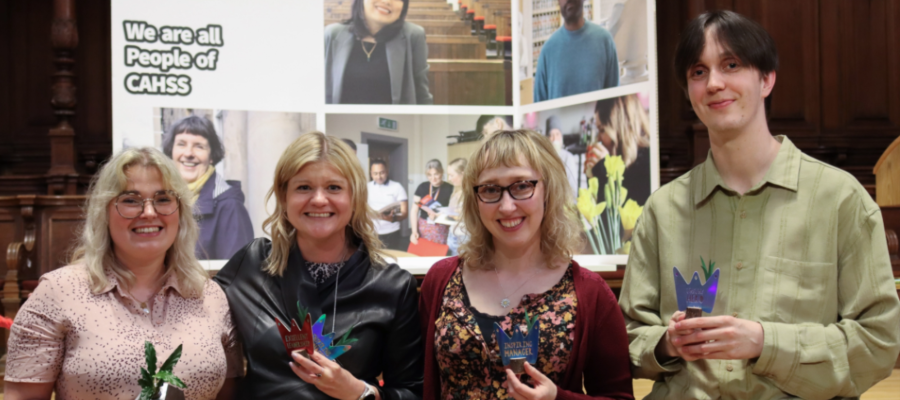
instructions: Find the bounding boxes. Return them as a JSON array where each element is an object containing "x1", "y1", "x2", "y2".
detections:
[
  {"x1": 494, "y1": 312, "x2": 540, "y2": 374},
  {"x1": 312, "y1": 314, "x2": 355, "y2": 360},
  {"x1": 673, "y1": 257, "x2": 720, "y2": 319}
]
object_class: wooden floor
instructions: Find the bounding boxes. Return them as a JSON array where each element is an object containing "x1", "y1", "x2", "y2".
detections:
[
  {"x1": 0, "y1": 369, "x2": 896, "y2": 399},
  {"x1": 632, "y1": 368, "x2": 900, "y2": 399}
]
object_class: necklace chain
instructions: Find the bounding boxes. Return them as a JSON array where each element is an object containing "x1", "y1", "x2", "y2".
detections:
[
  {"x1": 493, "y1": 266, "x2": 540, "y2": 308},
  {"x1": 361, "y1": 40, "x2": 376, "y2": 61},
  {"x1": 331, "y1": 245, "x2": 349, "y2": 335}
]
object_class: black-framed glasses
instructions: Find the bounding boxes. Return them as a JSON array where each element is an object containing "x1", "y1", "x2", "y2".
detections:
[
  {"x1": 114, "y1": 190, "x2": 180, "y2": 219},
  {"x1": 473, "y1": 180, "x2": 539, "y2": 203}
]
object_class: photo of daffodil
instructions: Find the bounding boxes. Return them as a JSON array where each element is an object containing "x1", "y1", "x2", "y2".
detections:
[
  {"x1": 521, "y1": 92, "x2": 653, "y2": 255},
  {"x1": 578, "y1": 155, "x2": 643, "y2": 254}
]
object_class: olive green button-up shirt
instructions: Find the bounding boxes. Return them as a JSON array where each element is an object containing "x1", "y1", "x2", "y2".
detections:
[{"x1": 619, "y1": 136, "x2": 900, "y2": 399}]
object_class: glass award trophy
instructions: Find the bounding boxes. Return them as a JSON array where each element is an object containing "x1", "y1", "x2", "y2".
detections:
[
  {"x1": 494, "y1": 312, "x2": 540, "y2": 375},
  {"x1": 673, "y1": 257, "x2": 720, "y2": 319},
  {"x1": 275, "y1": 313, "x2": 315, "y2": 360}
]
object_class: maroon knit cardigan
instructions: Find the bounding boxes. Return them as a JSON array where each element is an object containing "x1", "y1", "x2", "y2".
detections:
[{"x1": 419, "y1": 257, "x2": 634, "y2": 400}]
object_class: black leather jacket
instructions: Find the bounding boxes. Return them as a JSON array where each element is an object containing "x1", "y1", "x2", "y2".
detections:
[{"x1": 213, "y1": 238, "x2": 423, "y2": 399}]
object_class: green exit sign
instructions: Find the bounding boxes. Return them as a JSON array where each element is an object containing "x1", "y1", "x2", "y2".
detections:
[{"x1": 378, "y1": 117, "x2": 398, "y2": 131}]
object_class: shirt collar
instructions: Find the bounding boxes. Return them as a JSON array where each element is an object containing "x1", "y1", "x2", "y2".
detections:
[
  {"x1": 98, "y1": 267, "x2": 185, "y2": 298},
  {"x1": 693, "y1": 135, "x2": 801, "y2": 205}
]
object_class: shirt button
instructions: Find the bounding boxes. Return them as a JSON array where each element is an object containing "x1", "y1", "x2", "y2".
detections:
[
  {"x1": 740, "y1": 210, "x2": 747, "y2": 219},
  {"x1": 726, "y1": 365, "x2": 733, "y2": 372},
  {"x1": 735, "y1": 262, "x2": 743, "y2": 270}
]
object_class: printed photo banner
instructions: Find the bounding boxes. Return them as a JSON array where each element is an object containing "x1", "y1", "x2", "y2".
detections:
[{"x1": 111, "y1": 0, "x2": 659, "y2": 272}]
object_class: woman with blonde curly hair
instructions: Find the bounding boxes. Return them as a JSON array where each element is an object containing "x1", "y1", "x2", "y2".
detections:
[
  {"x1": 419, "y1": 130, "x2": 633, "y2": 400},
  {"x1": 5, "y1": 147, "x2": 242, "y2": 400},
  {"x1": 214, "y1": 131, "x2": 423, "y2": 400}
]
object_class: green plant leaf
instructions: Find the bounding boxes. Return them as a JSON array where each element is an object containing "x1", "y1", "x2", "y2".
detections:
[
  {"x1": 155, "y1": 370, "x2": 188, "y2": 389},
  {"x1": 297, "y1": 302, "x2": 309, "y2": 324},
  {"x1": 144, "y1": 341, "x2": 157, "y2": 376},
  {"x1": 139, "y1": 386, "x2": 155, "y2": 400},
  {"x1": 139, "y1": 367, "x2": 153, "y2": 389},
  {"x1": 524, "y1": 311, "x2": 540, "y2": 334},
  {"x1": 159, "y1": 344, "x2": 183, "y2": 373},
  {"x1": 334, "y1": 323, "x2": 359, "y2": 347},
  {"x1": 699, "y1": 256, "x2": 715, "y2": 281}
]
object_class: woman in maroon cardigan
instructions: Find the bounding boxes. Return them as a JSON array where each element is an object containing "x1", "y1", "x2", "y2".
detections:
[{"x1": 419, "y1": 129, "x2": 633, "y2": 400}]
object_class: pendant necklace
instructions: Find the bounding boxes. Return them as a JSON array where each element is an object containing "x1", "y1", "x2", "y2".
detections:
[
  {"x1": 493, "y1": 266, "x2": 540, "y2": 308},
  {"x1": 361, "y1": 41, "x2": 377, "y2": 61},
  {"x1": 330, "y1": 245, "x2": 349, "y2": 335}
]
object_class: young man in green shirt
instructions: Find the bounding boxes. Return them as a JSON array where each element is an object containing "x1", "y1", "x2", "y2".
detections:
[{"x1": 619, "y1": 10, "x2": 900, "y2": 398}]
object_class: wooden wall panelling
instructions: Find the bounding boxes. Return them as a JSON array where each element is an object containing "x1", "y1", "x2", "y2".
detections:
[
  {"x1": 0, "y1": 0, "x2": 111, "y2": 194},
  {"x1": 756, "y1": 1, "x2": 820, "y2": 138},
  {"x1": 822, "y1": 1, "x2": 900, "y2": 131},
  {"x1": 0, "y1": 197, "x2": 26, "y2": 358},
  {"x1": 655, "y1": 0, "x2": 704, "y2": 179},
  {"x1": 819, "y1": 0, "x2": 900, "y2": 184},
  {"x1": 18, "y1": 196, "x2": 85, "y2": 282},
  {"x1": 0, "y1": 3, "x2": 10, "y2": 171},
  {"x1": 0, "y1": 0, "x2": 57, "y2": 177},
  {"x1": 71, "y1": 0, "x2": 112, "y2": 177}
]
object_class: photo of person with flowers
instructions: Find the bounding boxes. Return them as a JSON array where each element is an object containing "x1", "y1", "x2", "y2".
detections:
[{"x1": 523, "y1": 92, "x2": 651, "y2": 255}]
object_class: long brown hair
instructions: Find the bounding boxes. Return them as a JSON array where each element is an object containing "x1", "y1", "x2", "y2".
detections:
[{"x1": 595, "y1": 94, "x2": 650, "y2": 168}]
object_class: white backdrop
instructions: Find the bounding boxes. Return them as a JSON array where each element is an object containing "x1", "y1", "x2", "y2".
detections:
[{"x1": 111, "y1": 0, "x2": 660, "y2": 271}]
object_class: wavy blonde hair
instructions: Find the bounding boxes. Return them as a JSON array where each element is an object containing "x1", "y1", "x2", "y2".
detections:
[
  {"x1": 458, "y1": 129, "x2": 584, "y2": 270},
  {"x1": 262, "y1": 132, "x2": 386, "y2": 276},
  {"x1": 595, "y1": 94, "x2": 651, "y2": 167},
  {"x1": 71, "y1": 147, "x2": 208, "y2": 297}
]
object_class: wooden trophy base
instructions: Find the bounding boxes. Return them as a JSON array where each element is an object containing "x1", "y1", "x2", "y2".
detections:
[{"x1": 685, "y1": 307, "x2": 702, "y2": 319}]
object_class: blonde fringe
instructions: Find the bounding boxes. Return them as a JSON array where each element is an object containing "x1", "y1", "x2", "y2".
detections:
[
  {"x1": 262, "y1": 132, "x2": 387, "y2": 276},
  {"x1": 458, "y1": 129, "x2": 584, "y2": 270},
  {"x1": 71, "y1": 147, "x2": 208, "y2": 298}
]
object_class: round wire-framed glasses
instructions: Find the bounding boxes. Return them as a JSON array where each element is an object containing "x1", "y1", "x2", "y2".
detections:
[{"x1": 114, "y1": 190, "x2": 180, "y2": 219}]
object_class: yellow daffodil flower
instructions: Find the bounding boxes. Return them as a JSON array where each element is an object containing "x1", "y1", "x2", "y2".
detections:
[
  {"x1": 577, "y1": 188, "x2": 595, "y2": 223},
  {"x1": 604, "y1": 155, "x2": 626, "y2": 181},
  {"x1": 619, "y1": 199, "x2": 643, "y2": 231}
]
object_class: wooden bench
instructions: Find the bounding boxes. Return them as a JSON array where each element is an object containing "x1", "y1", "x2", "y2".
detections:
[
  {"x1": 460, "y1": 0, "x2": 510, "y2": 21},
  {"x1": 428, "y1": 59, "x2": 510, "y2": 105},
  {"x1": 427, "y1": 35, "x2": 486, "y2": 59},
  {"x1": 325, "y1": 0, "x2": 450, "y2": 4},
  {"x1": 324, "y1": 1, "x2": 452, "y2": 10},
  {"x1": 488, "y1": 10, "x2": 512, "y2": 37},
  {"x1": 458, "y1": 0, "x2": 511, "y2": 37},
  {"x1": 327, "y1": 9, "x2": 460, "y2": 21},
  {"x1": 325, "y1": 19, "x2": 470, "y2": 36}
]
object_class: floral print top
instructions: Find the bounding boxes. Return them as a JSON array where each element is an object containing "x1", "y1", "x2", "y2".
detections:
[{"x1": 434, "y1": 264, "x2": 577, "y2": 400}]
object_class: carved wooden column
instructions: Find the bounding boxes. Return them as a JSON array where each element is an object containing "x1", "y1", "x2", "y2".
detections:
[
  {"x1": 0, "y1": 197, "x2": 35, "y2": 377},
  {"x1": 47, "y1": 0, "x2": 79, "y2": 195}
]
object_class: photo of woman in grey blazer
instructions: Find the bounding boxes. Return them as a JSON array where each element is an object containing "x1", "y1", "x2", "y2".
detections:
[{"x1": 325, "y1": 0, "x2": 433, "y2": 105}]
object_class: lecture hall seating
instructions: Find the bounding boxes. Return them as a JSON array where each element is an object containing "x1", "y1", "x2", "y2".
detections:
[{"x1": 324, "y1": 0, "x2": 512, "y2": 105}]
